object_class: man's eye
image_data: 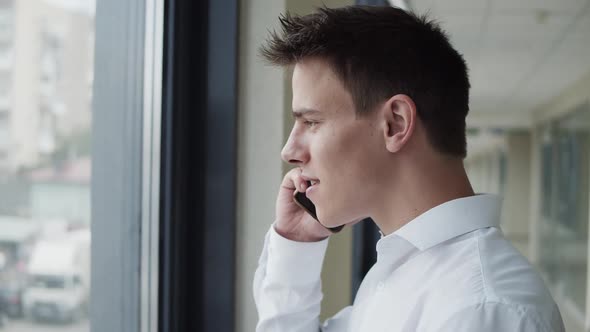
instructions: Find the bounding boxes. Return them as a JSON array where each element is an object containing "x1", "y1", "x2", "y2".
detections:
[{"x1": 304, "y1": 121, "x2": 318, "y2": 128}]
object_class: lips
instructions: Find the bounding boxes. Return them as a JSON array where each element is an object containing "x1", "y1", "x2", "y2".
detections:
[
  {"x1": 301, "y1": 175, "x2": 320, "y2": 186},
  {"x1": 305, "y1": 181, "x2": 318, "y2": 198}
]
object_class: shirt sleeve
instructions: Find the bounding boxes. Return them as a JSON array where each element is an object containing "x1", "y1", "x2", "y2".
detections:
[
  {"x1": 253, "y1": 224, "x2": 352, "y2": 332},
  {"x1": 432, "y1": 302, "x2": 565, "y2": 332}
]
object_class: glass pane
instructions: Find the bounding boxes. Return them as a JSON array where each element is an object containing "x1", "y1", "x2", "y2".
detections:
[
  {"x1": 0, "y1": 0, "x2": 94, "y2": 330},
  {"x1": 539, "y1": 107, "x2": 590, "y2": 313}
]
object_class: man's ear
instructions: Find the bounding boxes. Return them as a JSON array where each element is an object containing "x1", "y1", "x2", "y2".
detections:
[{"x1": 382, "y1": 94, "x2": 416, "y2": 153}]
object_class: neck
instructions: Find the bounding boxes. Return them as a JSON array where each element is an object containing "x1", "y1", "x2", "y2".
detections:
[{"x1": 372, "y1": 157, "x2": 475, "y2": 236}]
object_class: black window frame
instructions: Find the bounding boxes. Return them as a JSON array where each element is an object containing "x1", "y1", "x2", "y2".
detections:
[
  {"x1": 92, "y1": 0, "x2": 238, "y2": 330},
  {"x1": 158, "y1": 0, "x2": 239, "y2": 331}
]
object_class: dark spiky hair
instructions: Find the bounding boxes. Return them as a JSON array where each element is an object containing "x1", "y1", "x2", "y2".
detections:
[{"x1": 260, "y1": 5, "x2": 471, "y2": 158}]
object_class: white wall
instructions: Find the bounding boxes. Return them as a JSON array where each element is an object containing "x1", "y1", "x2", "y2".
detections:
[
  {"x1": 236, "y1": 1, "x2": 354, "y2": 330},
  {"x1": 31, "y1": 182, "x2": 90, "y2": 223},
  {"x1": 501, "y1": 132, "x2": 531, "y2": 257},
  {"x1": 236, "y1": 0, "x2": 287, "y2": 330}
]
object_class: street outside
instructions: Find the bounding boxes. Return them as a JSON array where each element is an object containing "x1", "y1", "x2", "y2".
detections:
[
  {"x1": 0, "y1": 2, "x2": 95, "y2": 331},
  {"x1": 0, "y1": 317, "x2": 88, "y2": 332}
]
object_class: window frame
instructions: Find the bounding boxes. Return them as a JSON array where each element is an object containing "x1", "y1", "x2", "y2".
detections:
[
  {"x1": 157, "y1": 0, "x2": 238, "y2": 331},
  {"x1": 91, "y1": 0, "x2": 148, "y2": 331}
]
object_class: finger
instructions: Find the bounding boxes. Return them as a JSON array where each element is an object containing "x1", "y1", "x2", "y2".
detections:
[
  {"x1": 298, "y1": 179, "x2": 307, "y2": 192},
  {"x1": 293, "y1": 169, "x2": 308, "y2": 193},
  {"x1": 281, "y1": 168, "x2": 299, "y2": 190}
]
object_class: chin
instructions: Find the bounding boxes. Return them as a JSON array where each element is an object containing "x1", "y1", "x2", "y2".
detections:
[
  {"x1": 322, "y1": 209, "x2": 366, "y2": 228},
  {"x1": 317, "y1": 211, "x2": 345, "y2": 228}
]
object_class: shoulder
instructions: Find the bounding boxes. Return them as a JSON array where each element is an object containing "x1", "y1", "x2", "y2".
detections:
[
  {"x1": 434, "y1": 228, "x2": 563, "y2": 331},
  {"x1": 428, "y1": 301, "x2": 564, "y2": 332},
  {"x1": 474, "y1": 228, "x2": 555, "y2": 311}
]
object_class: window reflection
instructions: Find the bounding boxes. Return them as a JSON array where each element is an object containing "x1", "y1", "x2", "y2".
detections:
[{"x1": 539, "y1": 106, "x2": 590, "y2": 314}]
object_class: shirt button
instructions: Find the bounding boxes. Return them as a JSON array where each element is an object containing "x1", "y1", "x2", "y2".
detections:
[{"x1": 376, "y1": 282, "x2": 385, "y2": 292}]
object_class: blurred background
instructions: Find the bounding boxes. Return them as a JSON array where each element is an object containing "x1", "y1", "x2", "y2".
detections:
[
  {"x1": 0, "y1": 0, "x2": 92, "y2": 331},
  {"x1": 0, "y1": 0, "x2": 588, "y2": 331}
]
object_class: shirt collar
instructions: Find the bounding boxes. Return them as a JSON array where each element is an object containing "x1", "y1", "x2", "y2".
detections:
[{"x1": 377, "y1": 194, "x2": 502, "y2": 252}]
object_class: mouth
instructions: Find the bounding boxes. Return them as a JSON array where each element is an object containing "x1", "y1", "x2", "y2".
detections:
[
  {"x1": 305, "y1": 180, "x2": 319, "y2": 197},
  {"x1": 302, "y1": 174, "x2": 320, "y2": 187},
  {"x1": 301, "y1": 174, "x2": 320, "y2": 196}
]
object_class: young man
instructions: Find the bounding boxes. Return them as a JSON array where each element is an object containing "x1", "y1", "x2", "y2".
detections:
[{"x1": 253, "y1": 5, "x2": 564, "y2": 332}]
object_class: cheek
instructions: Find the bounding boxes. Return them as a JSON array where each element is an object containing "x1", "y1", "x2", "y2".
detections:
[
  {"x1": 310, "y1": 128, "x2": 343, "y2": 163},
  {"x1": 313, "y1": 120, "x2": 384, "y2": 175},
  {"x1": 347, "y1": 142, "x2": 389, "y2": 200}
]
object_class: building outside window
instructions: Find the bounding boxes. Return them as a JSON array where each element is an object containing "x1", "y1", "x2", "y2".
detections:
[{"x1": 0, "y1": 0, "x2": 94, "y2": 330}]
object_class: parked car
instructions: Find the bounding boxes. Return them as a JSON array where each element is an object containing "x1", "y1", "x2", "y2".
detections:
[
  {"x1": 23, "y1": 230, "x2": 90, "y2": 323},
  {"x1": 0, "y1": 302, "x2": 4, "y2": 328},
  {"x1": 0, "y1": 278, "x2": 25, "y2": 318}
]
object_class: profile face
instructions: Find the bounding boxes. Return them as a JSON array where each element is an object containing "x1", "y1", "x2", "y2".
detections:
[{"x1": 282, "y1": 57, "x2": 390, "y2": 227}]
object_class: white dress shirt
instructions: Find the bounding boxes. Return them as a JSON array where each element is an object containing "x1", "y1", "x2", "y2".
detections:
[{"x1": 253, "y1": 194, "x2": 565, "y2": 331}]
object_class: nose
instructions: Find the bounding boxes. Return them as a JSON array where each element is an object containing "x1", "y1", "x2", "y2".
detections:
[{"x1": 281, "y1": 128, "x2": 309, "y2": 165}]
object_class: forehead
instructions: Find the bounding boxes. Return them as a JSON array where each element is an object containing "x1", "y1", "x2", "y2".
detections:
[{"x1": 292, "y1": 58, "x2": 354, "y2": 115}]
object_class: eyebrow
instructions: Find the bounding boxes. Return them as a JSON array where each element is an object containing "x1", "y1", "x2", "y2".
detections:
[{"x1": 292, "y1": 108, "x2": 322, "y2": 118}]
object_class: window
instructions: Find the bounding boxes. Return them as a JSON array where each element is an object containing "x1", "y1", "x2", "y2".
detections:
[
  {"x1": 0, "y1": 0, "x2": 238, "y2": 330},
  {"x1": 538, "y1": 105, "x2": 590, "y2": 314},
  {"x1": 29, "y1": 275, "x2": 67, "y2": 289},
  {"x1": 0, "y1": 0, "x2": 94, "y2": 329}
]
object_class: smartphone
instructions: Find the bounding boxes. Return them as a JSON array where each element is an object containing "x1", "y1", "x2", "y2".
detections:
[{"x1": 293, "y1": 182, "x2": 344, "y2": 233}]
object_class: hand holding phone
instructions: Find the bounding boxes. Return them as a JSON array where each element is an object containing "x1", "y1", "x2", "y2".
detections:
[
  {"x1": 274, "y1": 168, "x2": 336, "y2": 242},
  {"x1": 293, "y1": 186, "x2": 344, "y2": 233}
]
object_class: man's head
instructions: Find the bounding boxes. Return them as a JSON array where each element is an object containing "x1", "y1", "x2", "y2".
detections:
[
  {"x1": 262, "y1": 6, "x2": 471, "y2": 227},
  {"x1": 262, "y1": 5, "x2": 470, "y2": 157}
]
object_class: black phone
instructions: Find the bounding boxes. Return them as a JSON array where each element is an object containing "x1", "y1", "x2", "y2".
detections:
[{"x1": 293, "y1": 182, "x2": 344, "y2": 234}]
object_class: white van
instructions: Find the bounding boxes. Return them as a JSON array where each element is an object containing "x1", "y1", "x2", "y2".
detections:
[{"x1": 22, "y1": 230, "x2": 90, "y2": 323}]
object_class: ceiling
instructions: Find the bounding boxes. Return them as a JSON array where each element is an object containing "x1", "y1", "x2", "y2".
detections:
[{"x1": 407, "y1": 0, "x2": 590, "y2": 127}]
